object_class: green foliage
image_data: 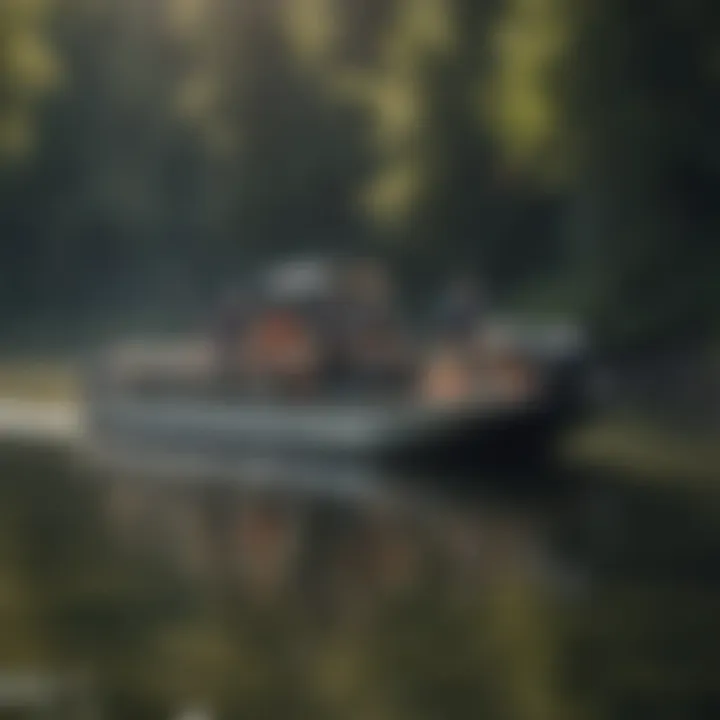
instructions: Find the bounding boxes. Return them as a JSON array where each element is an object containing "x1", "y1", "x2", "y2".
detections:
[
  {"x1": 491, "y1": 0, "x2": 720, "y2": 342},
  {"x1": 0, "y1": 0, "x2": 59, "y2": 161},
  {"x1": 490, "y1": 0, "x2": 571, "y2": 181},
  {"x1": 288, "y1": 0, "x2": 563, "y2": 287},
  {"x1": 167, "y1": 0, "x2": 367, "y2": 265},
  {"x1": 1, "y1": 0, "x2": 719, "y2": 345}
]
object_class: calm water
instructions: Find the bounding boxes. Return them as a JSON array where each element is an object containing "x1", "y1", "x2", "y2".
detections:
[{"x1": 0, "y1": 443, "x2": 718, "y2": 719}]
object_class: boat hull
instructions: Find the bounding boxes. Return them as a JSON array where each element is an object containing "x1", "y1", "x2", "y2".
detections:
[
  {"x1": 82, "y1": 323, "x2": 590, "y2": 478},
  {"x1": 379, "y1": 402, "x2": 566, "y2": 472},
  {"x1": 84, "y1": 393, "x2": 575, "y2": 478}
]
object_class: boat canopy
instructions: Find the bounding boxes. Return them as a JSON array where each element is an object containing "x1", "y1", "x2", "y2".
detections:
[{"x1": 263, "y1": 260, "x2": 337, "y2": 302}]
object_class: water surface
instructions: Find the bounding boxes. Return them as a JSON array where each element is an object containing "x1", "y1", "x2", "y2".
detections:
[{"x1": 0, "y1": 443, "x2": 718, "y2": 719}]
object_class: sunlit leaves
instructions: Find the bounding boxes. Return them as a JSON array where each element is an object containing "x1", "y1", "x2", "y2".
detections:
[
  {"x1": 384, "y1": 0, "x2": 455, "y2": 62},
  {"x1": 4, "y1": 26, "x2": 58, "y2": 94},
  {"x1": 371, "y1": 74, "x2": 425, "y2": 154},
  {"x1": 176, "y1": 73, "x2": 222, "y2": 124},
  {"x1": 165, "y1": 0, "x2": 260, "y2": 155},
  {"x1": 0, "y1": 536, "x2": 48, "y2": 666},
  {"x1": 362, "y1": 160, "x2": 424, "y2": 230},
  {"x1": 488, "y1": 0, "x2": 720, "y2": 337},
  {"x1": 165, "y1": 0, "x2": 209, "y2": 39},
  {"x1": 356, "y1": 0, "x2": 456, "y2": 232},
  {"x1": 284, "y1": 0, "x2": 339, "y2": 67},
  {"x1": 0, "y1": 0, "x2": 60, "y2": 160},
  {"x1": 489, "y1": 0, "x2": 571, "y2": 181}
]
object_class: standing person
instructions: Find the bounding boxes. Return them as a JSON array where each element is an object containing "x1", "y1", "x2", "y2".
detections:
[
  {"x1": 211, "y1": 285, "x2": 250, "y2": 391},
  {"x1": 341, "y1": 259, "x2": 411, "y2": 396},
  {"x1": 431, "y1": 275, "x2": 488, "y2": 344}
]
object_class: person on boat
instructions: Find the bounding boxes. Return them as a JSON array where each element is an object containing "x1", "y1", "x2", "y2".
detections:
[
  {"x1": 239, "y1": 299, "x2": 322, "y2": 398},
  {"x1": 432, "y1": 275, "x2": 487, "y2": 344},
  {"x1": 335, "y1": 259, "x2": 412, "y2": 396},
  {"x1": 212, "y1": 285, "x2": 251, "y2": 390},
  {"x1": 420, "y1": 346, "x2": 475, "y2": 404},
  {"x1": 258, "y1": 259, "x2": 339, "y2": 398},
  {"x1": 418, "y1": 275, "x2": 488, "y2": 404}
]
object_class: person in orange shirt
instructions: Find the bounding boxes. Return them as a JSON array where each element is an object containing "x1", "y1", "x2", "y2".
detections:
[{"x1": 242, "y1": 306, "x2": 321, "y2": 398}]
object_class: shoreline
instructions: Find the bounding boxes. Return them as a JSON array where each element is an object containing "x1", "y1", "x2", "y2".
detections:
[{"x1": 0, "y1": 361, "x2": 717, "y2": 486}]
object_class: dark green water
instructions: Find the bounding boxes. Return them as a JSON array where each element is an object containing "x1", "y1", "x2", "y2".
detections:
[{"x1": 0, "y1": 444, "x2": 718, "y2": 719}]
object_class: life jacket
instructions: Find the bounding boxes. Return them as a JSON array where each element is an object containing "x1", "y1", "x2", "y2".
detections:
[
  {"x1": 243, "y1": 308, "x2": 317, "y2": 374},
  {"x1": 421, "y1": 349, "x2": 473, "y2": 403}
]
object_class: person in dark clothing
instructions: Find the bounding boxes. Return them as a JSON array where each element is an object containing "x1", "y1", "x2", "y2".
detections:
[
  {"x1": 432, "y1": 276, "x2": 486, "y2": 343},
  {"x1": 337, "y1": 259, "x2": 412, "y2": 396},
  {"x1": 212, "y1": 286, "x2": 251, "y2": 391}
]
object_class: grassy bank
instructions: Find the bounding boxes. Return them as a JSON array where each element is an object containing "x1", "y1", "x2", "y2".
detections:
[
  {"x1": 0, "y1": 360, "x2": 717, "y2": 486},
  {"x1": 564, "y1": 417, "x2": 720, "y2": 486},
  {"x1": 0, "y1": 361, "x2": 77, "y2": 402}
]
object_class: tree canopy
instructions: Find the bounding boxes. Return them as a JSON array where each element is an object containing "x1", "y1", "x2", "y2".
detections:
[
  {"x1": 0, "y1": 0, "x2": 718, "y2": 347},
  {"x1": 0, "y1": 0, "x2": 59, "y2": 160}
]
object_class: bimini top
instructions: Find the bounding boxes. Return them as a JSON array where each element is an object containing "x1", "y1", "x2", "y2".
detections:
[{"x1": 262, "y1": 259, "x2": 337, "y2": 303}]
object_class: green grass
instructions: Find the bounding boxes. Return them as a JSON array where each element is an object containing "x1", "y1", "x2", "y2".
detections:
[
  {"x1": 564, "y1": 416, "x2": 720, "y2": 485},
  {"x1": 0, "y1": 361, "x2": 77, "y2": 402},
  {"x1": 0, "y1": 359, "x2": 716, "y2": 487}
]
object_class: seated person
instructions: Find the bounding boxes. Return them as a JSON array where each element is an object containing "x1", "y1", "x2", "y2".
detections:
[
  {"x1": 431, "y1": 276, "x2": 487, "y2": 344},
  {"x1": 334, "y1": 260, "x2": 413, "y2": 396},
  {"x1": 240, "y1": 307, "x2": 321, "y2": 398},
  {"x1": 419, "y1": 346, "x2": 475, "y2": 404}
]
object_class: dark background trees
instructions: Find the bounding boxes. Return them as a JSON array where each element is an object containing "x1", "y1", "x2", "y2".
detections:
[{"x1": 1, "y1": 0, "x2": 718, "y2": 352}]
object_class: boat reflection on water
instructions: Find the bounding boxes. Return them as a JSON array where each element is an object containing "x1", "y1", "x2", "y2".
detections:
[
  {"x1": 74, "y1": 451, "x2": 585, "y2": 719},
  {"x1": 1, "y1": 438, "x2": 718, "y2": 719},
  {"x1": 97, "y1": 455, "x2": 576, "y2": 610}
]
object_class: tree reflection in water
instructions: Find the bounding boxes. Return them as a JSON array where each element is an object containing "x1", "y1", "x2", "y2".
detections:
[{"x1": 0, "y1": 444, "x2": 718, "y2": 719}]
